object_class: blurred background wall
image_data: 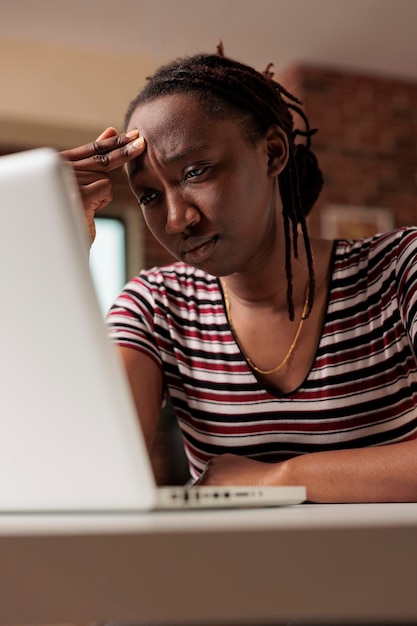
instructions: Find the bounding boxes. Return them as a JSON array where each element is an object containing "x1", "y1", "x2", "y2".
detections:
[{"x1": 0, "y1": 38, "x2": 153, "y2": 148}]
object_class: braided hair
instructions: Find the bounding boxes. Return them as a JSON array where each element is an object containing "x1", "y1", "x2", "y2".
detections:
[{"x1": 125, "y1": 44, "x2": 323, "y2": 320}]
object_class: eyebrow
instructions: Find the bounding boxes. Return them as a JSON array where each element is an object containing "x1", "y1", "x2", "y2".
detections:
[{"x1": 127, "y1": 143, "x2": 209, "y2": 181}]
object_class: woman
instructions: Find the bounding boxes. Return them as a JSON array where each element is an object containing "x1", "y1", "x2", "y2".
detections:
[{"x1": 61, "y1": 49, "x2": 417, "y2": 502}]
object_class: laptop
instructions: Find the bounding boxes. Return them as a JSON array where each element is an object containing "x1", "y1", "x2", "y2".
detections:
[{"x1": 0, "y1": 147, "x2": 306, "y2": 512}]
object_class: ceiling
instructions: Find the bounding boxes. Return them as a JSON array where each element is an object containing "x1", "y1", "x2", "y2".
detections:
[{"x1": 1, "y1": 0, "x2": 417, "y2": 82}]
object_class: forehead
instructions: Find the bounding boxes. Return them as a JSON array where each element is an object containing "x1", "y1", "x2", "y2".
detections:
[
  {"x1": 127, "y1": 92, "x2": 247, "y2": 164},
  {"x1": 129, "y1": 93, "x2": 207, "y2": 142}
]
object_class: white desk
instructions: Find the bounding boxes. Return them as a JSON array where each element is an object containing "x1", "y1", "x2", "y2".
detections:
[{"x1": 1, "y1": 503, "x2": 417, "y2": 625}]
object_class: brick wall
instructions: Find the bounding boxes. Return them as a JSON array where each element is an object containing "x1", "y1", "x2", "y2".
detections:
[{"x1": 279, "y1": 65, "x2": 417, "y2": 236}]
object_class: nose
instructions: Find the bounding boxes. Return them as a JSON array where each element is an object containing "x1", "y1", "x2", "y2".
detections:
[{"x1": 165, "y1": 190, "x2": 201, "y2": 235}]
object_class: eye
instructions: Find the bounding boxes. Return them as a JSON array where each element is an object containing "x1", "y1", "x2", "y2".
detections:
[
  {"x1": 138, "y1": 191, "x2": 157, "y2": 208},
  {"x1": 184, "y1": 166, "x2": 207, "y2": 180}
]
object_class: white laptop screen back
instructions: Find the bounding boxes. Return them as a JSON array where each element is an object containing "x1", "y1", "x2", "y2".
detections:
[{"x1": 0, "y1": 148, "x2": 156, "y2": 512}]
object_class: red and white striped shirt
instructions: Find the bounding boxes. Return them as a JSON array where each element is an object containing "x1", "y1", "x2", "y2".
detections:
[{"x1": 107, "y1": 228, "x2": 417, "y2": 479}]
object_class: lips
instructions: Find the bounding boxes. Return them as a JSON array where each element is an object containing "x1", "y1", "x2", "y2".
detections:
[
  {"x1": 181, "y1": 234, "x2": 217, "y2": 254},
  {"x1": 180, "y1": 234, "x2": 219, "y2": 264}
]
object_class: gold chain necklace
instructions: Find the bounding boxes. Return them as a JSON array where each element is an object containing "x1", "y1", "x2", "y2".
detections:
[{"x1": 221, "y1": 280, "x2": 310, "y2": 376}]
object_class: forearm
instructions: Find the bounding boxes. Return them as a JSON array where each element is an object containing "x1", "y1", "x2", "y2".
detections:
[
  {"x1": 278, "y1": 439, "x2": 417, "y2": 503},
  {"x1": 117, "y1": 346, "x2": 163, "y2": 453}
]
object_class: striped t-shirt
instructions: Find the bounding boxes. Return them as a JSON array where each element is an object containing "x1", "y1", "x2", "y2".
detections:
[{"x1": 107, "y1": 227, "x2": 417, "y2": 479}]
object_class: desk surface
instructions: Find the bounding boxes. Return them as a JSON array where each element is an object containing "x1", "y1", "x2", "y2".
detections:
[{"x1": 1, "y1": 503, "x2": 417, "y2": 625}]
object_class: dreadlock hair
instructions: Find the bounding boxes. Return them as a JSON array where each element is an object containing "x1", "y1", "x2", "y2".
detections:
[{"x1": 125, "y1": 45, "x2": 324, "y2": 320}]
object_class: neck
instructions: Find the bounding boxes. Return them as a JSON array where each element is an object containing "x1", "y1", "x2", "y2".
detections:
[
  {"x1": 221, "y1": 270, "x2": 310, "y2": 376},
  {"x1": 221, "y1": 236, "x2": 311, "y2": 313}
]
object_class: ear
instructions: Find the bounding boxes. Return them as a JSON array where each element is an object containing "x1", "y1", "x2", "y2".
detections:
[{"x1": 265, "y1": 125, "x2": 289, "y2": 178}]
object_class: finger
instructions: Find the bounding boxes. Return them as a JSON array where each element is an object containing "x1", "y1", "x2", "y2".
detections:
[
  {"x1": 60, "y1": 129, "x2": 143, "y2": 168},
  {"x1": 60, "y1": 130, "x2": 137, "y2": 161},
  {"x1": 96, "y1": 127, "x2": 118, "y2": 141},
  {"x1": 85, "y1": 135, "x2": 145, "y2": 173},
  {"x1": 72, "y1": 169, "x2": 110, "y2": 186},
  {"x1": 80, "y1": 178, "x2": 114, "y2": 212}
]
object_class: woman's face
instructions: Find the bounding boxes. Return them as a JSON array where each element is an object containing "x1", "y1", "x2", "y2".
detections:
[{"x1": 126, "y1": 92, "x2": 285, "y2": 276}]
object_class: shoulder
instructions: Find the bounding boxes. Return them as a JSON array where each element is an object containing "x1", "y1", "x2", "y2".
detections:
[
  {"x1": 333, "y1": 227, "x2": 417, "y2": 270},
  {"x1": 124, "y1": 262, "x2": 220, "y2": 302},
  {"x1": 108, "y1": 263, "x2": 221, "y2": 329}
]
